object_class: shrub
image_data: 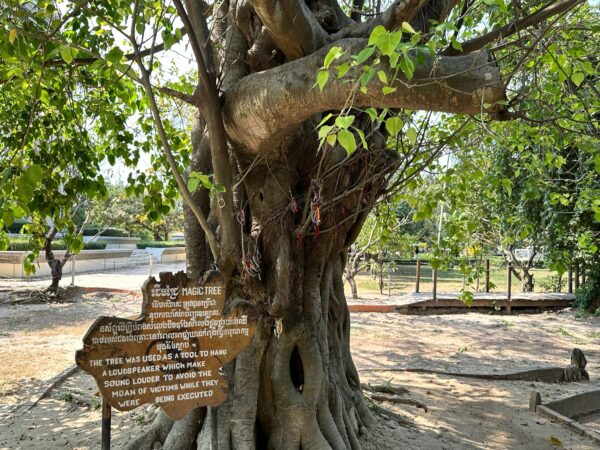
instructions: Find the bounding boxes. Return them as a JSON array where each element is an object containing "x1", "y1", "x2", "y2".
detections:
[
  {"x1": 538, "y1": 275, "x2": 564, "y2": 293},
  {"x1": 6, "y1": 239, "x2": 106, "y2": 251},
  {"x1": 82, "y1": 227, "x2": 130, "y2": 237},
  {"x1": 137, "y1": 241, "x2": 185, "y2": 249},
  {"x1": 6, "y1": 219, "x2": 30, "y2": 234},
  {"x1": 575, "y1": 280, "x2": 600, "y2": 312}
]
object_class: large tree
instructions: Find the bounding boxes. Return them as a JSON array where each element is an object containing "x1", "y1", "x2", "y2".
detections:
[{"x1": 1, "y1": 0, "x2": 594, "y2": 448}]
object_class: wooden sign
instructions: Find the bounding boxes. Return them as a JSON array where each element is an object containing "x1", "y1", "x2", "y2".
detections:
[{"x1": 76, "y1": 271, "x2": 255, "y2": 420}]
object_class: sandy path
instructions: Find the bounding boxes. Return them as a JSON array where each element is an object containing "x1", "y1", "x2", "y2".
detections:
[
  {"x1": 0, "y1": 288, "x2": 599, "y2": 449},
  {"x1": 353, "y1": 311, "x2": 600, "y2": 450}
]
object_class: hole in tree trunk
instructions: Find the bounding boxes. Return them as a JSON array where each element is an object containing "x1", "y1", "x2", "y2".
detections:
[{"x1": 289, "y1": 346, "x2": 304, "y2": 392}]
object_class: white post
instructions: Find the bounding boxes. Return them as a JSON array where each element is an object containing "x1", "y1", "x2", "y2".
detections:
[
  {"x1": 149, "y1": 256, "x2": 153, "y2": 276},
  {"x1": 70, "y1": 254, "x2": 76, "y2": 286}
]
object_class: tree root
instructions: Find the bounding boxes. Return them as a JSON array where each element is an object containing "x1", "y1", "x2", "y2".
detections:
[
  {"x1": 163, "y1": 408, "x2": 205, "y2": 450},
  {"x1": 366, "y1": 393, "x2": 428, "y2": 412},
  {"x1": 124, "y1": 410, "x2": 174, "y2": 450},
  {"x1": 368, "y1": 403, "x2": 413, "y2": 428},
  {"x1": 361, "y1": 383, "x2": 409, "y2": 396}
]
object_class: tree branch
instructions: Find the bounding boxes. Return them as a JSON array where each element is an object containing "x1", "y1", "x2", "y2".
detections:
[
  {"x1": 249, "y1": 0, "x2": 329, "y2": 59},
  {"x1": 223, "y1": 39, "x2": 507, "y2": 153},
  {"x1": 332, "y1": 0, "x2": 452, "y2": 40},
  {"x1": 444, "y1": 0, "x2": 585, "y2": 55},
  {"x1": 174, "y1": 0, "x2": 240, "y2": 268}
]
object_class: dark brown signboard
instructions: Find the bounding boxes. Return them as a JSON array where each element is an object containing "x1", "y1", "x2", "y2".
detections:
[{"x1": 76, "y1": 271, "x2": 255, "y2": 420}]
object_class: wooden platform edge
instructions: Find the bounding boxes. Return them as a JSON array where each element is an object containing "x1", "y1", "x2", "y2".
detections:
[{"x1": 397, "y1": 298, "x2": 572, "y2": 309}]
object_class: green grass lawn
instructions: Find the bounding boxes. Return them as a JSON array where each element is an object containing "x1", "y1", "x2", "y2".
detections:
[{"x1": 351, "y1": 264, "x2": 558, "y2": 296}]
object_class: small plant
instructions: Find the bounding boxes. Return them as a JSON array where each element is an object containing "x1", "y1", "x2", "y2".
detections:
[
  {"x1": 538, "y1": 275, "x2": 564, "y2": 293},
  {"x1": 458, "y1": 346, "x2": 469, "y2": 353},
  {"x1": 91, "y1": 397, "x2": 101, "y2": 411},
  {"x1": 61, "y1": 392, "x2": 73, "y2": 402},
  {"x1": 557, "y1": 327, "x2": 574, "y2": 337}
]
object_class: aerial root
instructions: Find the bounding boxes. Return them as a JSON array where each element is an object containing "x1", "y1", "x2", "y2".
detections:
[
  {"x1": 361, "y1": 383, "x2": 409, "y2": 396},
  {"x1": 366, "y1": 393, "x2": 428, "y2": 412},
  {"x1": 123, "y1": 410, "x2": 174, "y2": 450},
  {"x1": 162, "y1": 408, "x2": 205, "y2": 450},
  {"x1": 342, "y1": 405, "x2": 362, "y2": 450},
  {"x1": 367, "y1": 402, "x2": 413, "y2": 428}
]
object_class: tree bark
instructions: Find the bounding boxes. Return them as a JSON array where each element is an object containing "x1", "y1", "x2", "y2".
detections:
[
  {"x1": 223, "y1": 43, "x2": 506, "y2": 153},
  {"x1": 521, "y1": 269, "x2": 535, "y2": 292},
  {"x1": 348, "y1": 276, "x2": 359, "y2": 300}
]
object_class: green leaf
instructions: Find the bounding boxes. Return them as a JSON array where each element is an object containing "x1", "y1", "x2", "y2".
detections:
[
  {"x1": 365, "y1": 108, "x2": 378, "y2": 121},
  {"x1": 460, "y1": 291, "x2": 474, "y2": 307},
  {"x1": 106, "y1": 47, "x2": 124, "y2": 64},
  {"x1": 368, "y1": 26, "x2": 387, "y2": 46},
  {"x1": 374, "y1": 31, "x2": 402, "y2": 57},
  {"x1": 406, "y1": 127, "x2": 417, "y2": 144},
  {"x1": 337, "y1": 62, "x2": 351, "y2": 78},
  {"x1": 451, "y1": 37, "x2": 463, "y2": 52},
  {"x1": 356, "y1": 129, "x2": 368, "y2": 149},
  {"x1": 501, "y1": 178, "x2": 512, "y2": 196},
  {"x1": 399, "y1": 56, "x2": 415, "y2": 80},
  {"x1": 324, "y1": 46, "x2": 344, "y2": 68},
  {"x1": 335, "y1": 115, "x2": 355, "y2": 129},
  {"x1": 317, "y1": 113, "x2": 333, "y2": 128},
  {"x1": 382, "y1": 86, "x2": 397, "y2": 95},
  {"x1": 326, "y1": 133, "x2": 337, "y2": 146},
  {"x1": 571, "y1": 72, "x2": 584, "y2": 86},
  {"x1": 187, "y1": 177, "x2": 200, "y2": 193},
  {"x1": 377, "y1": 70, "x2": 388, "y2": 84},
  {"x1": 355, "y1": 46, "x2": 375, "y2": 64},
  {"x1": 60, "y1": 46, "x2": 76, "y2": 64},
  {"x1": 24, "y1": 164, "x2": 43, "y2": 185},
  {"x1": 316, "y1": 70, "x2": 329, "y2": 91},
  {"x1": 360, "y1": 67, "x2": 375, "y2": 88},
  {"x1": 318, "y1": 125, "x2": 333, "y2": 140},
  {"x1": 338, "y1": 129, "x2": 357, "y2": 154},
  {"x1": 385, "y1": 117, "x2": 403, "y2": 136},
  {"x1": 214, "y1": 183, "x2": 226, "y2": 193},
  {"x1": 401, "y1": 22, "x2": 416, "y2": 34},
  {"x1": 71, "y1": 237, "x2": 84, "y2": 253},
  {"x1": 9, "y1": 28, "x2": 17, "y2": 44}
]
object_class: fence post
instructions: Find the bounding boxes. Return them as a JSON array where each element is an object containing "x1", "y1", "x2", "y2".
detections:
[
  {"x1": 415, "y1": 260, "x2": 421, "y2": 293},
  {"x1": 574, "y1": 263, "x2": 580, "y2": 291},
  {"x1": 432, "y1": 268, "x2": 438, "y2": 301},
  {"x1": 102, "y1": 397, "x2": 111, "y2": 450},
  {"x1": 568, "y1": 266, "x2": 573, "y2": 294},
  {"x1": 149, "y1": 256, "x2": 154, "y2": 276},
  {"x1": 485, "y1": 258, "x2": 490, "y2": 293},
  {"x1": 388, "y1": 268, "x2": 391, "y2": 297},
  {"x1": 506, "y1": 263, "x2": 512, "y2": 314}
]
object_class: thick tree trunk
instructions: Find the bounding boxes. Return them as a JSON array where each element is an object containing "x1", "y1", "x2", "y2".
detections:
[
  {"x1": 347, "y1": 276, "x2": 359, "y2": 300},
  {"x1": 194, "y1": 253, "x2": 374, "y2": 450},
  {"x1": 521, "y1": 269, "x2": 534, "y2": 292}
]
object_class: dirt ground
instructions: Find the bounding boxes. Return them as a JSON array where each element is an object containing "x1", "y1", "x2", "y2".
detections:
[{"x1": 0, "y1": 287, "x2": 599, "y2": 449}]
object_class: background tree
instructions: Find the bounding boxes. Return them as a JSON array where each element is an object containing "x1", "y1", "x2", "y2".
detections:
[
  {"x1": 344, "y1": 200, "x2": 414, "y2": 299},
  {"x1": 1, "y1": 0, "x2": 595, "y2": 448},
  {"x1": 88, "y1": 183, "x2": 184, "y2": 241}
]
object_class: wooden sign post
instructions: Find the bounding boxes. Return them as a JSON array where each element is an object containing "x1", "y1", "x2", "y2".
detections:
[{"x1": 76, "y1": 270, "x2": 255, "y2": 439}]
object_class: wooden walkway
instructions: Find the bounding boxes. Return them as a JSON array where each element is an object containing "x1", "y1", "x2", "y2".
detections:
[{"x1": 348, "y1": 292, "x2": 574, "y2": 313}]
